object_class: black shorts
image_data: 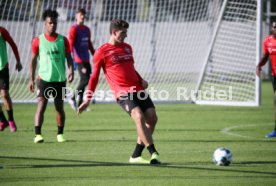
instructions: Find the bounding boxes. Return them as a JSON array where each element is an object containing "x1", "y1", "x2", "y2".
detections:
[
  {"x1": 77, "y1": 62, "x2": 92, "y2": 79},
  {"x1": 37, "y1": 79, "x2": 66, "y2": 100},
  {"x1": 272, "y1": 76, "x2": 276, "y2": 92},
  {"x1": 0, "y1": 67, "x2": 9, "y2": 90},
  {"x1": 117, "y1": 91, "x2": 155, "y2": 116}
]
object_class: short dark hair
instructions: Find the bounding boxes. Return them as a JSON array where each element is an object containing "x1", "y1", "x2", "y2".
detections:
[
  {"x1": 42, "y1": 9, "x2": 59, "y2": 21},
  {"x1": 76, "y1": 8, "x2": 86, "y2": 15},
  {"x1": 109, "y1": 19, "x2": 129, "y2": 34}
]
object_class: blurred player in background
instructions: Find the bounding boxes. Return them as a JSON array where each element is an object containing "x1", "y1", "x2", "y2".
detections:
[
  {"x1": 256, "y1": 21, "x2": 276, "y2": 137},
  {"x1": 29, "y1": 9, "x2": 74, "y2": 143},
  {"x1": 68, "y1": 8, "x2": 95, "y2": 111},
  {"x1": 0, "y1": 26, "x2": 23, "y2": 132},
  {"x1": 78, "y1": 19, "x2": 161, "y2": 164}
]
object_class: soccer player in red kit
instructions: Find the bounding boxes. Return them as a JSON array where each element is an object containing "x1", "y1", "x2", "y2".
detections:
[
  {"x1": 257, "y1": 21, "x2": 276, "y2": 137},
  {"x1": 78, "y1": 19, "x2": 161, "y2": 164},
  {"x1": 68, "y1": 8, "x2": 95, "y2": 110},
  {"x1": 29, "y1": 9, "x2": 74, "y2": 143},
  {"x1": 0, "y1": 26, "x2": 23, "y2": 132}
]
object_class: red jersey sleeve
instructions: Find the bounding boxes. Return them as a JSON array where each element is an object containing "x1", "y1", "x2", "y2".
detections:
[
  {"x1": 135, "y1": 71, "x2": 143, "y2": 83},
  {"x1": 31, "y1": 37, "x2": 39, "y2": 55},
  {"x1": 86, "y1": 49, "x2": 104, "y2": 100},
  {"x1": 0, "y1": 27, "x2": 20, "y2": 62},
  {"x1": 63, "y1": 36, "x2": 71, "y2": 53},
  {"x1": 263, "y1": 37, "x2": 270, "y2": 55},
  {"x1": 68, "y1": 26, "x2": 77, "y2": 52}
]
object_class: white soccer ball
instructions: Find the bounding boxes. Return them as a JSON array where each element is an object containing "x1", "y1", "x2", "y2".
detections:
[{"x1": 213, "y1": 147, "x2": 232, "y2": 166}]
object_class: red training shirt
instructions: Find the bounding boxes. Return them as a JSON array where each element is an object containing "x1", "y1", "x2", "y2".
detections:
[
  {"x1": 87, "y1": 42, "x2": 144, "y2": 99},
  {"x1": 68, "y1": 24, "x2": 94, "y2": 63},
  {"x1": 263, "y1": 35, "x2": 276, "y2": 76}
]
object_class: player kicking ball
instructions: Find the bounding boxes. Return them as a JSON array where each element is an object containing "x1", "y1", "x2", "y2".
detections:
[{"x1": 78, "y1": 19, "x2": 161, "y2": 164}]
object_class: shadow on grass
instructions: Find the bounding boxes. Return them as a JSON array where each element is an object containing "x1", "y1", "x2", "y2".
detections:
[{"x1": 1, "y1": 155, "x2": 276, "y2": 176}]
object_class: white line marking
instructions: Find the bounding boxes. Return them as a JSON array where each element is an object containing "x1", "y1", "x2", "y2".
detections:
[{"x1": 221, "y1": 124, "x2": 271, "y2": 140}]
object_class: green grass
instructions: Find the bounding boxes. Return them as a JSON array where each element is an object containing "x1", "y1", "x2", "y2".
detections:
[{"x1": 1, "y1": 82, "x2": 276, "y2": 186}]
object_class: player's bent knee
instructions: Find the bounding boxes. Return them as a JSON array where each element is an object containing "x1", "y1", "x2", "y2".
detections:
[
  {"x1": 147, "y1": 115, "x2": 158, "y2": 126},
  {"x1": 131, "y1": 108, "x2": 145, "y2": 121}
]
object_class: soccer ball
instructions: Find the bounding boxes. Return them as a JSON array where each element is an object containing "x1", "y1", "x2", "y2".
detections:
[{"x1": 213, "y1": 147, "x2": 232, "y2": 166}]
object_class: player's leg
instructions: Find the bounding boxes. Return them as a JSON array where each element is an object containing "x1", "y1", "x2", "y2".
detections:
[
  {"x1": 116, "y1": 93, "x2": 149, "y2": 164},
  {"x1": 131, "y1": 107, "x2": 160, "y2": 164},
  {"x1": 266, "y1": 76, "x2": 276, "y2": 137},
  {"x1": 0, "y1": 67, "x2": 16, "y2": 132},
  {"x1": 54, "y1": 99, "x2": 66, "y2": 142},
  {"x1": 76, "y1": 63, "x2": 91, "y2": 107},
  {"x1": 54, "y1": 82, "x2": 66, "y2": 142},
  {"x1": 0, "y1": 103, "x2": 9, "y2": 131},
  {"x1": 131, "y1": 107, "x2": 153, "y2": 147},
  {"x1": 0, "y1": 70, "x2": 9, "y2": 131},
  {"x1": 129, "y1": 106, "x2": 153, "y2": 164},
  {"x1": 34, "y1": 80, "x2": 49, "y2": 143},
  {"x1": 137, "y1": 91, "x2": 160, "y2": 164},
  {"x1": 118, "y1": 92, "x2": 160, "y2": 164},
  {"x1": 1, "y1": 89, "x2": 17, "y2": 132},
  {"x1": 136, "y1": 108, "x2": 157, "y2": 142},
  {"x1": 68, "y1": 63, "x2": 80, "y2": 111},
  {"x1": 134, "y1": 94, "x2": 157, "y2": 152},
  {"x1": 34, "y1": 96, "x2": 48, "y2": 143}
]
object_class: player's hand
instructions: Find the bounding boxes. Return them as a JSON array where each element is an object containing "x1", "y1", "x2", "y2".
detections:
[
  {"x1": 29, "y1": 80, "x2": 35, "y2": 93},
  {"x1": 256, "y1": 66, "x2": 262, "y2": 77},
  {"x1": 16, "y1": 62, "x2": 23, "y2": 72},
  {"x1": 67, "y1": 72, "x2": 74, "y2": 83},
  {"x1": 142, "y1": 79, "x2": 148, "y2": 89},
  {"x1": 77, "y1": 100, "x2": 90, "y2": 114}
]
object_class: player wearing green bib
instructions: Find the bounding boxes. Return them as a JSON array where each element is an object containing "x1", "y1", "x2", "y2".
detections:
[
  {"x1": 0, "y1": 26, "x2": 23, "y2": 132},
  {"x1": 29, "y1": 9, "x2": 74, "y2": 143}
]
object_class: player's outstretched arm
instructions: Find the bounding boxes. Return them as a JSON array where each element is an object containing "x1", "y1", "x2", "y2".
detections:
[
  {"x1": 2, "y1": 28, "x2": 22, "y2": 72},
  {"x1": 66, "y1": 52, "x2": 74, "y2": 83},
  {"x1": 29, "y1": 53, "x2": 38, "y2": 93},
  {"x1": 77, "y1": 51, "x2": 103, "y2": 114},
  {"x1": 256, "y1": 53, "x2": 269, "y2": 77}
]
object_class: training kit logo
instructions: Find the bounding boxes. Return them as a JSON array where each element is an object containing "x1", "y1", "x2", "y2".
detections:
[{"x1": 42, "y1": 86, "x2": 233, "y2": 101}]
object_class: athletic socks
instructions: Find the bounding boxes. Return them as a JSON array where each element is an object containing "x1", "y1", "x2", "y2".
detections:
[
  {"x1": 57, "y1": 126, "x2": 64, "y2": 134},
  {"x1": 7, "y1": 109, "x2": 14, "y2": 121},
  {"x1": 0, "y1": 111, "x2": 7, "y2": 122},
  {"x1": 132, "y1": 143, "x2": 145, "y2": 158},
  {"x1": 35, "y1": 126, "x2": 41, "y2": 135},
  {"x1": 147, "y1": 144, "x2": 158, "y2": 155},
  {"x1": 35, "y1": 126, "x2": 64, "y2": 135}
]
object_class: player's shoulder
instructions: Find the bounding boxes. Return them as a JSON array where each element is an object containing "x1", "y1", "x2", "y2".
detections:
[
  {"x1": 0, "y1": 27, "x2": 9, "y2": 35},
  {"x1": 264, "y1": 35, "x2": 274, "y2": 43},
  {"x1": 0, "y1": 26, "x2": 6, "y2": 32},
  {"x1": 94, "y1": 43, "x2": 110, "y2": 57},
  {"x1": 59, "y1": 33, "x2": 67, "y2": 39},
  {"x1": 32, "y1": 35, "x2": 40, "y2": 42},
  {"x1": 122, "y1": 42, "x2": 132, "y2": 48},
  {"x1": 82, "y1": 25, "x2": 90, "y2": 30},
  {"x1": 70, "y1": 24, "x2": 78, "y2": 29},
  {"x1": 97, "y1": 43, "x2": 110, "y2": 52}
]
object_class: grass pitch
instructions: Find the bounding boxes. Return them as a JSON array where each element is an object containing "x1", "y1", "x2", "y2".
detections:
[{"x1": 0, "y1": 82, "x2": 276, "y2": 186}]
